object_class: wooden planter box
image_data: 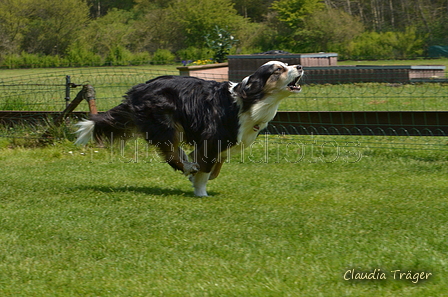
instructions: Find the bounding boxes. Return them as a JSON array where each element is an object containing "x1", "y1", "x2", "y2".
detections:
[{"x1": 177, "y1": 63, "x2": 228, "y2": 82}]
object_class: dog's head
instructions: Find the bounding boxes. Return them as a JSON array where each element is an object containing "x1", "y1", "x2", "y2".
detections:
[{"x1": 234, "y1": 61, "x2": 303, "y2": 110}]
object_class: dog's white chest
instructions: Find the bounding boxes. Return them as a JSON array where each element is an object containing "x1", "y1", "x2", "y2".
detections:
[{"x1": 237, "y1": 101, "x2": 280, "y2": 147}]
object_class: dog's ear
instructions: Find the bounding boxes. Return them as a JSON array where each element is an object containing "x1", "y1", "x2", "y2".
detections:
[
  {"x1": 236, "y1": 75, "x2": 263, "y2": 99},
  {"x1": 235, "y1": 76, "x2": 250, "y2": 99}
]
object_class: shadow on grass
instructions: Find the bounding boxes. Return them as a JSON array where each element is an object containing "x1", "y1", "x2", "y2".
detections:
[{"x1": 76, "y1": 185, "x2": 220, "y2": 198}]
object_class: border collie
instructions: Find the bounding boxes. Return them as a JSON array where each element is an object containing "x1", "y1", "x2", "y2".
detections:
[{"x1": 75, "y1": 61, "x2": 303, "y2": 196}]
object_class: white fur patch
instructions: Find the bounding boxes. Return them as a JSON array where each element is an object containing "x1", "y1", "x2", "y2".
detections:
[
  {"x1": 262, "y1": 60, "x2": 288, "y2": 67},
  {"x1": 237, "y1": 98, "x2": 281, "y2": 147},
  {"x1": 74, "y1": 120, "x2": 95, "y2": 145},
  {"x1": 191, "y1": 171, "x2": 211, "y2": 197}
]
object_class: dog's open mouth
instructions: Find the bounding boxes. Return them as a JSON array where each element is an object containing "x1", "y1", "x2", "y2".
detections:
[{"x1": 287, "y1": 75, "x2": 302, "y2": 92}]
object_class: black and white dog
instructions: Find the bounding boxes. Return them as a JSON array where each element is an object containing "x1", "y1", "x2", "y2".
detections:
[{"x1": 75, "y1": 61, "x2": 303, "y2": 196}]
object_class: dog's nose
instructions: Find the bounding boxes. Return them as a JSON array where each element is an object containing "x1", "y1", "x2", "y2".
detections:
[{"x1": 296, "y1": 65, "x2": 302, "y2": 71}]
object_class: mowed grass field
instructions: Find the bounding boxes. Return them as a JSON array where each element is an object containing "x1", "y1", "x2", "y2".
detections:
[{"x1": 0, "y1": 137, "x2": 447, "y2": 296}]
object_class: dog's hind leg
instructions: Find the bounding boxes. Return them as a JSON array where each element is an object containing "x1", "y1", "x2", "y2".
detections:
[
  {"x1": 157, "y1": 142, "x2": 200, "y2": 176},
  {"x1": 209, "y1": 159, "x2": 226, "y2": 180}
]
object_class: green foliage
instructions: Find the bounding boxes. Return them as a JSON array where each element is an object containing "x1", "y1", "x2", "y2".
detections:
[
  {"x1": 0, "y1": 49, "x2": 152, "y2": 68},
  {"x1": 177, "y1": 47, "x2": 213, "y2": 62},
  {"x1": 66, "y1": 43, "x2": 103, "y2": 67},
  {"x1": 17, "y1": 52, "x2": 41, "y2": 68},
  {"x1": 86, "y1": 0, "x2": 136, "y2": 18},
  {"x1": 231, "y1": 21, "x2": 265, "y2": 54},
  {"x1": 269, "y1": 0, "x2": 325, "y2": 52},
  {"x1": 205, "y1": 26, "x2": 238, "y2": 63},
  {"x1": 105, "y1": 46, "x2": 133, "y2": 66},
  {"x1": 232, "y1": 0, "x2": 273, "y2": 22},
  {"x1": 151, "y1": 49, "x2": 176, "y2": 64},
  {"x1": 0, "y1": 0, "x2": 446, "y2": 66},
  {"x1": 0, "y1": 52, "x2": 69, "y2": 68},
  {"x1": 344, "y1": 27, "x2": 425, "y2": 60},
  {"x1": 271, "y1": 0, "x2": 324, "y2": 28},
  {"x1": 305, "y1": 9, "x2": 364, "y2": 53},
  {"x1": 0, "y1": 0, "x2": 33, "y2": 54},
  {"x1": 78, "y1": 9, "x2": 136, "y2": 57},
  {"x1": 128, "y1": 52, "x2": 152, "y2": 65},
  {"x1": 168, "y1": 0, "x2": 247, "y2": 48},
  {"x1": 21, "y1": 0, "x2": 90, "y2": 55},
  {"x1": 1, "y1": 54, "x2": 22, "y2": 69}
]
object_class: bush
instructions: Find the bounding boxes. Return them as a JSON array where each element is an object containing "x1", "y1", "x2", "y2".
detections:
[
  {"x1": 392, "y1": 27, "x2": 425, "y2": 59},
  {"x1": 1, "y1": 54, "x2": 23, "y2": 69},
  {"x1": 0, "y1": 52, "x2": 69, "y2": 68},
  {"x1": 0, "y1": 49, "x2": 162, "y2": 68},
  {"x1": 128, "y1": 52, "x2": 152, "y2": 65},
  {"x1": 343, "y1": 27, "x2": 425, "y2": 60},
  {"x1": 40, "y1": 55, "x2": 64, "y2": 68},
  {"x1": 66, "y1": 44, "x2": 103, "y2": 67},
  {"x1": 205, "y1": 26, "x2": 238, "y2": 63},
  {"x1": 19, "y1": 52, "x2": 42, "y2": 68},
  {"x1": 306, "y1": 9, "x2": 364, "y2": 53},
  {"x1": 177, "y1": 47, "x2": 213, "y2": 63},
  {"x1": 105, "y1": 45, "x2": 133, "y2": 66},
  {"x1": 151, "y1": 49, "x2": 176, "y2": 64}
]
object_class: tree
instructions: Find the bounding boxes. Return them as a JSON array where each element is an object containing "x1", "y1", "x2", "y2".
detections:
[
  {"x1": 271, "y1": 0, "x2": 324, "y2": 28},
  {"x1": 0, "y1": 0, "x2": 34, "y2": 54},
  {"x1": 86, "y1": 0, "x2": 136, "y2": 18},
  {"x1": 132, "y1": 0, "x2": 249, "y2": 53},
  {"x1": 305, "y1": 9, "x2": 364, "y2": 52},
  {"x1": 130, "y1": 7, "x2": 182, "y2": 52},
  {"x1": 269, "y1": 0, "x2": 325, "y2": 51},
  {"x1": 76, "y1": 8, "x2": 136, "y2": 56},
  {"x1": 169, "y1": 0, "x2": 247, "y2": 48},
  {"x1": 20, "y1": 0, "x2": 90, "y2": 55},
  {"x1": 133, "y1": 0, "x2": 174, "y2": 10},
  {"x1": 231, "y1": 0, "x2": 275, "y2": 21}
]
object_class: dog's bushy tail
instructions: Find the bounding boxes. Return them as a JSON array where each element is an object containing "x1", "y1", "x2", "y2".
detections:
[{"x1": 75, "y1": 103, "x2": 135, "y2": 145}]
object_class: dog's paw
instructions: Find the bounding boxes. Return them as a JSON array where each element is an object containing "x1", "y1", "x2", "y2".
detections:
[{"x1": 194, "y1": 189, "x2": 209, "y2": 197}]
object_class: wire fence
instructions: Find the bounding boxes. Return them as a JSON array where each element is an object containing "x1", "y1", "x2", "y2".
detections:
[
  {"x1": 1, "y1": 67, "x2": 447, "y2": 112},
  {"x1": 0, "y1": 67, "x2": 179, "y2": 111},
  {"x1": 0, "y1": 66, "x2": 447, "y2": 152},
  {"x1": 282, "y1": 82, "x2": 448, "y2": 112}
]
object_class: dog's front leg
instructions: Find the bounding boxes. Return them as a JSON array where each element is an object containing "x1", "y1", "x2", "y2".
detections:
[{"x1": 190, "y1": 171, "x2": 211, "y2": 197}]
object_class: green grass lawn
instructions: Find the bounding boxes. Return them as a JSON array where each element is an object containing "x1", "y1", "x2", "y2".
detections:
[{"x1": 0, "y1": 138, "x2": 447, "y2": 296}]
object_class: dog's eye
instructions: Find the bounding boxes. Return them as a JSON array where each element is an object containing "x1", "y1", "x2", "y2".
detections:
[{"x1": 274, "y1": 67, "x2": 284, "y2": 74}]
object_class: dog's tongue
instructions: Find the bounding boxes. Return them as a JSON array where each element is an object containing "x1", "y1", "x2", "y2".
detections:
[{"x1": 253, "y1": 124, "x2": 260, "y2": 131}]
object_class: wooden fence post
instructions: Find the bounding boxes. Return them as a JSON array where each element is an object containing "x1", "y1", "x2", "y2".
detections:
[
  {"x1": 53, "y1": 84, "x2": 96, "y2": 125},
  {"x1": 85, "y1": 85, "x2": 98, "y2": 115}
]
